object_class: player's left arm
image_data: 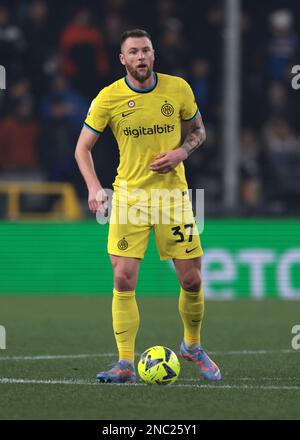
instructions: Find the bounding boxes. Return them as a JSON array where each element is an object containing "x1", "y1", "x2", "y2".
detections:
[
  {"x1": 180, "y1": 111, "x2": 206, "y2": 158},
  {"x1": 149, "y1": 112, "x2": 206, "y2": 173}
]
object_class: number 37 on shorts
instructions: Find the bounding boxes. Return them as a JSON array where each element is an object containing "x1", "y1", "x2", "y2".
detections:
[{"x1": 107, "y1": 203, "x2": 203, "y2": 261}]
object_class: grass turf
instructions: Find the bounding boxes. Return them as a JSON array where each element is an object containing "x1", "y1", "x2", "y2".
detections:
[{"x1": 0, "y1": 296, "x2": 300, "y2": 420}]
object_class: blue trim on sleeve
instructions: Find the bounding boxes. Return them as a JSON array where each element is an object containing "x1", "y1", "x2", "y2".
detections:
[
  {"x1": 83, "y1": 123, "x2": 101, "y2": 135},
  {"x1": 182, "y1": 108, "x2": 200, "y2": 122}
]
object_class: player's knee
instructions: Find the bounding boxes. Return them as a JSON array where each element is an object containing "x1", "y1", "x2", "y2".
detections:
[
  {"x1": 182, "y1": 269, "x2": 202, "y2": 292},
  {"x1": 114, "y1": 271, "x2": 136, "y2": 291}
]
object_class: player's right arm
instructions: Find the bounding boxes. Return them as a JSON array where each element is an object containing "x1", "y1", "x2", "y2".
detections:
[
  {"x1": 75, "y1": 126, "x2": 108, "y2": 214},
  {"x1": 75, "y1": 88, "x2": 110, "y2": 214}
]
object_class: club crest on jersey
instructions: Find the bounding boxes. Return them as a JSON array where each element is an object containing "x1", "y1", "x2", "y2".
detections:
[
  {"x1": 117, "y1": 237, "x2": 128, "y2": 250},
  {"x1": 161, "y1": 101, "x2": 174, "y2": 117},
  {"x1": 128, "y1": 100, "x2": 135, "y2": 108}
]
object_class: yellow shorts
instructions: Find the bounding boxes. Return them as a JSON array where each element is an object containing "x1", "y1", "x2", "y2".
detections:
[{"x1": 107, "y1": 198, "x2": 203, "y2": 260}]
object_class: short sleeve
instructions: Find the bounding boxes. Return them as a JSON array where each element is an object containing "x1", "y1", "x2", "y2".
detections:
[
  {"x1": 84, "y1": 87, "x2": 110, "y2": 135},
  {"x1": 180, "y1": 79, "x2": 198, "y2": 121}
]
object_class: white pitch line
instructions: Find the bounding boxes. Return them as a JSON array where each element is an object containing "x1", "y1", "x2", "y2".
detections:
[
  {"x1": 0, "y1": 353, "x2": 116, "y2": 361},
  {"x1": 178, "y1": 378, "x2": 300, "y2": 382},
  {"x1": 211, "y1": 349, "x2": 297, "y2": 355},
  {"x1": 1, "y1": 378, "x2": 300, "y2": 391},
  {"x1": 0, "y1": 378, "x2": 96, "y2": 385},
  {"x1": 0, "y1": 349, "x2": 298, "y2": 361}
]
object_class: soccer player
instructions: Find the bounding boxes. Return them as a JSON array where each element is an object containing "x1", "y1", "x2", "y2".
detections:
[{"x1": 75, "y1": 29, "x2": 221, "y2": 383}]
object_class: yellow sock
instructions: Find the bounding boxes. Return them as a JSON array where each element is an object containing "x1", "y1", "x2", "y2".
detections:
[
  {"x1": 178, "y1": 285, "x2": 204, "y2": 346},
  {"x1": 112, "y1": 289, "x2": 140, "y2": 362}
]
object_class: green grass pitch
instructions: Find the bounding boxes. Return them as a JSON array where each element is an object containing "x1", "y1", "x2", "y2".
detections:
[{"x1": 0, "y1": 296, "x2": 300, "y2": 420}]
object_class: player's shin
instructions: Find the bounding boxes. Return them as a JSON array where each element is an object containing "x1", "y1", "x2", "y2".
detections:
[
  {"x1": 112, "y1": 289, "x2": 140, "y2": 363},
  {"x1": 178, "y1": 285, "x2": 204, "y2": 349}
]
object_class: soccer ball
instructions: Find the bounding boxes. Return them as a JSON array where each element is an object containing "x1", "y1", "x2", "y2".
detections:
[{"x1": 138, "y1": 346, "x2": 180, "y2": 385}]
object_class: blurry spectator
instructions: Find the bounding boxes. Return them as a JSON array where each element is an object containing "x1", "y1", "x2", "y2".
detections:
[
  {"x1": 60, "y1": 7, "x2": 109, "y2": 98},
  {"x1": 155, "y1": 0, "x2": 177, "y2": 32},
  {"x1": 103, "y1": 13, "x2": 128, "y2": 80},
  {"x1": 262, "y1": 116, "x2": 300, "y2": 208},
  {"x1": 0, "y1": 5, "x2": 26, "y2": 81},
  {"x1": 241, "y1": 11, "x2": 266, "y2": 129},
  {"x1": 0, "y1": 97, "x2": 39, "y2": 170},
  {"x1": 39, "y1": 97, "x2": 78, "y2": 184},
  {"x1": 267, "y1": 82, "x2": 290, "y2": 117},
  {"x1": 197, "y1": 3, "x2": 224, "y2": 125},
  {"x1": 9, "y1": 77, "x2": 32, "y2": 101},
  {"x1": 263, "y1": 116, "x2": 299, "y2": 153},
  {"x1": 190, "y1": 59, "x2": 209, "y2": 114},
  {"x1": 185, "y1": 124, "x2": 222, "y2": 208},
  {"x1": 43, "y1": 50, "x2": 64, "y2": 79},
  {"x1": 267, "y1": 9, "x2": 299, "y2": 81},
  {"x1": 1, "y1": 77, "x2": 33, "y2": 119},
  {"x1": 41, "y1": 74, "x2": 89, "y2": 131},
  {"x1": 103, "y1": 0, "x2": 127, "y2": 15},
  {"x1": 202, "y1": 3, "x2": 224, "y2": 68},
  {"x1": 1, "y1": 76, "x2": 32, "y2": 119},
  {"x1": 21, "y1": 0, "x2": 53, "y2": 99},
  {"x1": 240, "y1": 128, "x2": 262, "y2": 207},
  {"x1": 158, "y1": 23, "x2": 188, "y2": 76}
]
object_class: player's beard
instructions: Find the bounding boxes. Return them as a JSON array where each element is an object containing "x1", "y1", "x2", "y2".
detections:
[{"x1": 127, "y1": 63, "x2": 153, "y2": 83}]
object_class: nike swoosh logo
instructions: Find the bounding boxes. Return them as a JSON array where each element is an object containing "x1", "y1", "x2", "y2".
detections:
[
  {"x1": 115, "y1": 330, "x2": 128, "y2": 335},
  {"x1": 122, "y1": 111, "x2": 135, "y2": 117},
  {"x1": 185, "y1": 247, "x2": 198, "y2": 254}
]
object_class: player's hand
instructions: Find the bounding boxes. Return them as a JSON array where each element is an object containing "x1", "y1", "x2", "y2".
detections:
[
  {"x1": 88, "y1": 186, "x2": 108, "y2": 216},
  {"x1": 149, "y1": 148, "x2": 188, "y2": 173}
]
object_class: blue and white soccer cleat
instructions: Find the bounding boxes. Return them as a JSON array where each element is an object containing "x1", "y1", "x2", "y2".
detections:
[
  {"x1": 96, "y1": 360, "x2": 136, "y2": 384},
  {"x1": 179, "y1": 341, "x2": 222, "y2": 381}
]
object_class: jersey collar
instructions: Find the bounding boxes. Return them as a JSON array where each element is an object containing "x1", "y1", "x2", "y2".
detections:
[{"x1": 124, "y1": 72, "x2": 158, "y2": 93}]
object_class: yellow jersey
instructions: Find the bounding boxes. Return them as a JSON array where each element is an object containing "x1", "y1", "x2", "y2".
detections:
[{"x1": 84, "y1": 72, "x2": 198, "y2": 205}]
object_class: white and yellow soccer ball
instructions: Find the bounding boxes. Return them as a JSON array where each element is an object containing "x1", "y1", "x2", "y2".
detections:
[{"x1": 138, "y1": 346, "x2": 180, "y2": 385}]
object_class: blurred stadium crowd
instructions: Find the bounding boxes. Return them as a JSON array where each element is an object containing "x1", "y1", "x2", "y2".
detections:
[{"x1": 0, "y1": 0, "x2": 300, "y2": 217}]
